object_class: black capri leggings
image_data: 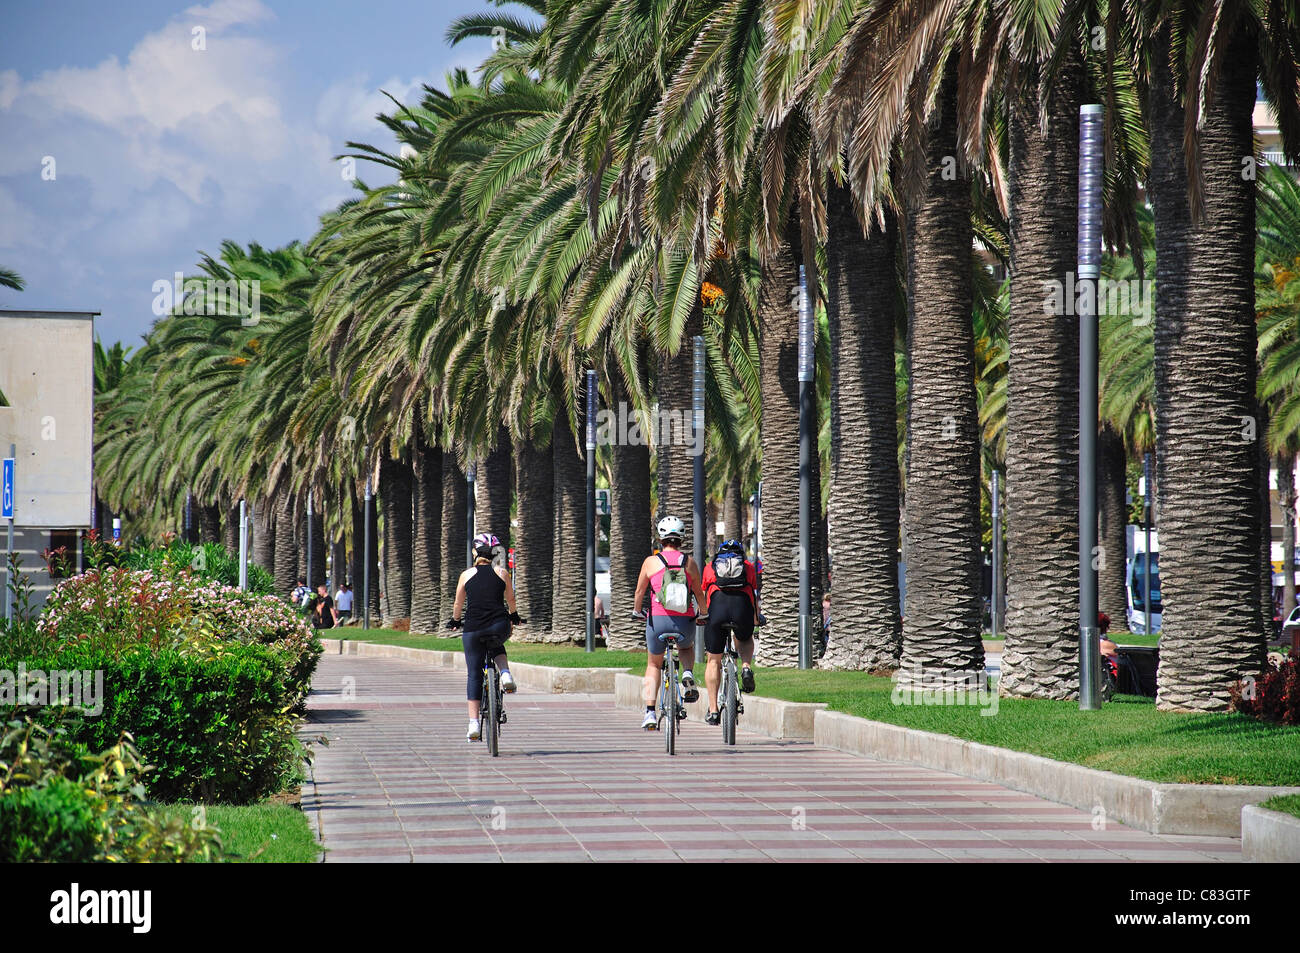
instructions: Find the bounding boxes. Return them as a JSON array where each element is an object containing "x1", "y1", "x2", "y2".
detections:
[
  {"x1": 703, "y1": 590, "x2": 755, "y2": 655},
  {"x1": 463, "y1": 619, "x2": 511, "y2": 701}
]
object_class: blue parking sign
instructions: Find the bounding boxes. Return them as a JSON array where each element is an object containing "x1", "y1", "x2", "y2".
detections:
[{"x1": 2, "y1": 458, "x2": 13, "y2": 520}]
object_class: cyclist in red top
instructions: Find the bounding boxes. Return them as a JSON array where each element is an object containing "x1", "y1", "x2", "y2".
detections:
[{"x1": 700, "y1": 539, "x2": 761, "y2": 725}]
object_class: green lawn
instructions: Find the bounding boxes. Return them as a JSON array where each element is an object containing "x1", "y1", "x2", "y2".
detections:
[
  {"x1": 348, "y1": 633, "x2": 1300, "y2": 786},
  {"x1": 985, "y1": 631, "x2": 1161, "y2": 647},
  {"x1": 157, "y1": 804, "x2": 318, "y2": 862},
  {"x1": 1260, "y1": 794, "x2": 1300, "y2": 820}
]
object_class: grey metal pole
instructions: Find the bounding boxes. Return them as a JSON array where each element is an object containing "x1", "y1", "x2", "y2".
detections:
[
  {"x1": 585, "y1": 370, "x2": 597, "y2": 653},
  {"x1": 363, "y1": 469, "x2": 372, "y2": 630},
  {"x1": 4, "y1": 443, "x2": 13, "y2": 622},
  {"x1": 1078, "y1": 103, "x2": 1104, "y2": 710},
  {"x1": 692, "y1": 337, "x2": 706, "y2": 646},
  {"x1": 467, "y1": 465, "x2": 476, "y2": 568},
  {"x1": 238, "y1": 499, "x2": 248, "y2": 591},
  {"x1": 1144, "y1": 452, "x2": 1153, "y2": 633},
  {"x1": 306, "y1": 489, "x2": 313, "y2": 593},
  {"x1": 991, "y1": 470, "x2": 1002, "y2": 638},
  {"x1": 798, "y1": 264, "x2": 815, "y2": 669}
]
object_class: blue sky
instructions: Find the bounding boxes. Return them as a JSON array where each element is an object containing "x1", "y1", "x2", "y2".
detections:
[{"x1": 0, "y1": 0, "x2": 507, "y2": 346}]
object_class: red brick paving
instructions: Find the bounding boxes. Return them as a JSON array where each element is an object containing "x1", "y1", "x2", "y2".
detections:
[{"x1": 302, "y1": 653, "x2": 1241, "y2": 863}]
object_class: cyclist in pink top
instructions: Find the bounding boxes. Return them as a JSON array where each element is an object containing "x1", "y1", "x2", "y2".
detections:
[{"x1": 632, "y1": 515, "x2": 708, "y2": 730}]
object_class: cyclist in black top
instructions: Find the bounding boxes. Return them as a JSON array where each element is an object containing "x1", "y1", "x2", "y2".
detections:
[{"x1": 449, "y1": 532, "x2": 523, "y2": 742}]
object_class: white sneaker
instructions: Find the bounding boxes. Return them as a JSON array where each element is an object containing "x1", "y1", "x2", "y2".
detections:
[
  {"x1": 680, "y1": 671, "x2": 699, "y2": 703},
  {"x1": 640, "y1": 710, "x2": 657, "y2": 730},
  {"x1": 500, "y1": 671, "x2": 517, "y2": 694},
  {"x1": 467, "y1": 719, "x2": 481, "y2": 741}
]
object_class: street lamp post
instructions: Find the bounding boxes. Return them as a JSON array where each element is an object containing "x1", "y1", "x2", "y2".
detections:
[
  {"x1": 692, "y1": 337, "x2": 706, "y2": 644},
  {"x1": 585, "y1": 369, "x2": 597, "y2": 653},
  {"x1": 238, "y1": 499, "x2": 248, "y2": 591},
  {"x1": 467, "y1": 465, "x2": 476, "y2": 568},
  {"x1": 991, "y1": 470, "x2": 1002, "y2": 638},
  {"x1": 1078, "y1": 103, "x2": 1104, "y2": 710},
  {"x1": 798, "y1": 264, "x2": 815, "y2": 669},
  {"x1": 1144, "y1": 452, "x2": 1154, "y2": 633},
  {"x1": 306, "y1": 490, "x2": 313, "y2": 593}
]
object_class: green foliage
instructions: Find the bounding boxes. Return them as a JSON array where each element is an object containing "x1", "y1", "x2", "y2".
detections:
[
  {"x1": 84, "y1": 537, "x2": 274, "y2": 596},
  {"x1": 0, "y1": 717, "x2": 224, "y2": 862},
  {"x1": 5, "y1": 643, "x2": 308, "y2": 804}
]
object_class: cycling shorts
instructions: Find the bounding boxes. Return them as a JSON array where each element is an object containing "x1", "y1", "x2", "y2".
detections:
[
  {"x1": 704, "y1": 590, "x2": 754, "y2": 655},
  {"x1": 645, "y1": 613, "x2": 695, "y2": 656}
]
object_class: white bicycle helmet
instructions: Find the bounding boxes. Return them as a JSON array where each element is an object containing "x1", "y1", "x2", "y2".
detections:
[{"x1": 657, "y1": 515, "x2": 685, "y2": 540}]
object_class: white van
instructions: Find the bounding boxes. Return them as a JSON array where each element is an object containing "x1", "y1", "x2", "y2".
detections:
[{"x1": 1126, "y1": 527, "x2": 1161, "y2": 633}]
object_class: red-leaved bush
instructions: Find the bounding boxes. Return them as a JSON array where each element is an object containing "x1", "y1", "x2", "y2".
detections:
[{"x1": 1231, "y1": 657, "x2": 1300, "y2": 725}]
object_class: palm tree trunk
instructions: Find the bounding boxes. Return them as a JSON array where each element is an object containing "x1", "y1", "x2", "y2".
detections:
[
  {"x1": 1097, "y1": 426, "x2": 1130, "y2": 625},
  {"x1": 656, "y1": 301, "x2": 704, "y2": 535},
  {"x1": 1150, "y1": 25, "x2": 1265, "y2": 710},
  {"x1": 897, "y1": 64, "x2": 983, "y2": 687},
  {"x1": 514, "y1": 439, "x2": 554, "y2": 638},
  {"x1": 822, "y1": 180, "x2": 904, "y2": 671},
  {"x1": 475, "y1": 430, "x2": 513, "y2": 549},
  {"x1": 607, "y1": 369, "x2": 652, "y2": 650},
  {"x1": 440, "y1": 451, "x2": 468, "y2": 624},
  {"x1": 723, "y1": 475, "x2": 744, "y2": 541},
  {"x1": 349, "y1": 483, "x2": 363, "y2": 606},
  {"x1": 754, "y1": 215, "x2": 808, "y2": 667},
  {"x1": 221, "y1": 502, "x2": 239, "y2": 554},
  {"x1": 410, "y1": 430, "x2": 443, "y2": 633},
  {"x1": 552, "y1": 408, "x2": 588, "y2": 643},
  {"x1": 274, "y1": 492, "x2": 298, "y2": 599},
  {"x1": 253, "y1": 498, "x2": 274, "y2": 574},
  {"x1": 308, "y1": 503, "x2": 326, "y2": 591},
  {"x1": 196, "y1": 503, "x2": 221, "y2": 544},
  {"x1": 1281, "y1": 453, "x2": 1297, "y2": 619},
  {"x1": 1000, "y1": 60, "x2": 1083, "y2": 699},
  {"x1": 379, "y1": 455, "x2": 413, "y2": 624}
]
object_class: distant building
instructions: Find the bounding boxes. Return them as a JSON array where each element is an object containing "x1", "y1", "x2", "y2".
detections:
[{"x1": 0, "y1": 310, "x2": 97, "y2": 612}]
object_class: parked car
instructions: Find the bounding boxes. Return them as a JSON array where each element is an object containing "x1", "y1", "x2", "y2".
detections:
[{"x1": 1127, "y1": 550, "x2": 1162, "y2": 633}]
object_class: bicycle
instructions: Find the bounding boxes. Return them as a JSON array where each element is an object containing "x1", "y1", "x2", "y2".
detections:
[
  {"x1": 477, "y1": 634, "x2": 509, "y2": 757},
  {"x1": 717, "y1": 624, "x2": 746, "y2": 746},
  {"x1": 633, "y1": 609, "x2": 699, "y2": 756}
]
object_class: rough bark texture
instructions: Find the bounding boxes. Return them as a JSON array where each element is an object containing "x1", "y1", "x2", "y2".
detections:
[
  {"x1": 723, "y1": 476, "x2": 745, "y2": 542},
  {"x1": 656, "y1": 301, "x2": 704, "y2": 537},
  {"x1": 897, "y1": 67, "x2": 983, "y2": 687},
  {"x1": 755, "y1": 216, "x2": 823, "y2": 666},
  {"x1": 551, "y1": 410, "x2": 589, "y2": 643},
  {"x1": 307, "y1": 506, "x2": 326, "y2": 591},
  {"x1": 475, "y1": 431, "x2": 513, "y2": 549},
  {"x1": 196, "y1": 503, "x2": 221, "y2": 545},
  {"x1": 221, "y1": 503, "x2": 239, "y2": 555},
  {"x1": 273, "y1": 493, "x2": 298, "y2": 600},
  {"x1": 822, "y1": 180, "x2": 904, "y2": 671},
  {"x1": 1150, "y1": 26, "x2": 1265, "y2": 711},
  {"x1": 349, "y1": 484, "x2": 364, "y2": 610},
  {"x1": 1281, "y1": 453, "x2": 1297, "y2": 619},
  {"x1": 379, "y1": 456, "x2": 413, "y2": 624},
  {"x1": 999, "y1": 62, "x2": 1084, "y2": 699},
  {"x1": 514, "y1": 439, "x2": 554, "y2": 638},
  {"x1": 410, "y1": 432, "x2": 443, "y2": 634},
  {"x1": 253, "y1": 499, "x2": 274, "y2": 574},
  {"x1": 1097, "y1": 425, "x2": 1131, "y2": 625},
  {"x1": 330, "y1": 532, "x2": 346, "y2": 590},
  {"x1": 607, "y1": 372, "x2": 652, "y2": 650},
  {"x1": 440, "y1": 451, "x2": 468, "y2": 623}
]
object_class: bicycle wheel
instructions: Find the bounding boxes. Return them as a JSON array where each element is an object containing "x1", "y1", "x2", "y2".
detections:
[
  {"x1": 722, "y1": 660, "x2": 737, "y2": 746},
  {"x1": 663, "y1": 650, "x2": 677, "y2": 756},
  {"x1": 484, "y1": 667, "x2": 500, "y2": 757}
]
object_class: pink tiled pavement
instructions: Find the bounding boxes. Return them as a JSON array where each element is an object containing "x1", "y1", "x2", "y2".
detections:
[{"x1": 301, "y1": 653, "x2": 1241, "y2": 863}]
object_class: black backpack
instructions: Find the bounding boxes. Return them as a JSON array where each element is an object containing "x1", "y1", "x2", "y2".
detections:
[{"x1": 712, "y1": 550, "x2": 747, "y2": 590}]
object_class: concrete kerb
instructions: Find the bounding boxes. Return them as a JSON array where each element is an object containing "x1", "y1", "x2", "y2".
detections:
[
  {"x1": 1242, "y1": 804, "x2": 1300, "y2": 862},
  {"x1": 813, "y1": 709, "x2": 1300, "y2": 837},
  {"x1": 318, "y1": 638, "x2": 628, "y2": 694}
]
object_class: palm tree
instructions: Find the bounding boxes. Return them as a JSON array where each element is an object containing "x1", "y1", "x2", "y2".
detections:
[
  {"x1": 0, "y1": 267, "x2": 23, "y2": 291},
  {"x1": 1142, "y1": 4, "x2": 1300, "y2": 710},
  {"x1": 379, "y1": 452, "x2": 414, "y2": 624}
]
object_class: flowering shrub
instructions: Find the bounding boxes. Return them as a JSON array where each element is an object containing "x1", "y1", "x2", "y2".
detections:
[{"x1": 37, "y1": 568, "x2": 319, "y2": 706}]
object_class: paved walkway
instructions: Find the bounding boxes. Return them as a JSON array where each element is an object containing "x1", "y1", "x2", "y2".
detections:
[{"x1": 302, "y1": 654, "x2": 1241, "y2": 863}]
